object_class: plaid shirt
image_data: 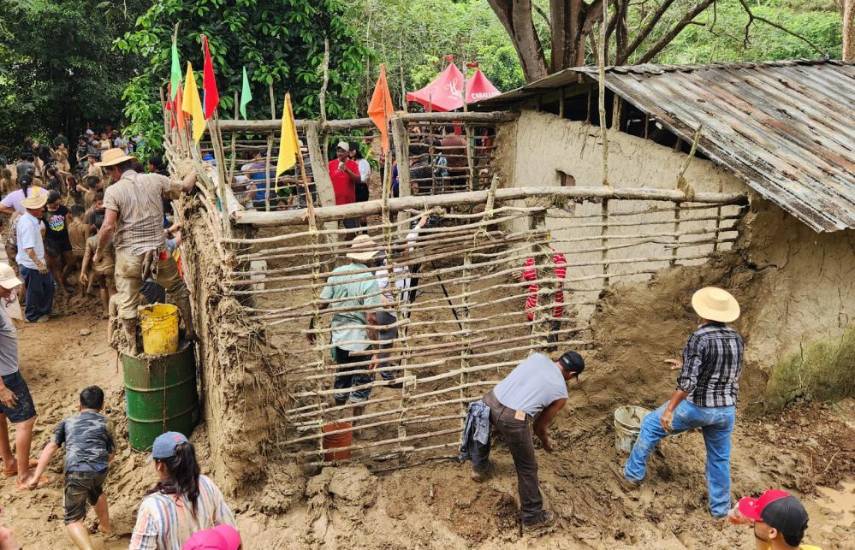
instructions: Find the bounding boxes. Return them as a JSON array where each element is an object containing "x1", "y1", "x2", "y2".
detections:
[
  {"x1": 677, "y1": 322, "x2": 744, "y2": 407},
  {"x1": 103, "y1": 170, "x2": 182, "y2": 255}
]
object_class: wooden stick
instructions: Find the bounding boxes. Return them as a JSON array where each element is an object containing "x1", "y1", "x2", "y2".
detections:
[{"x1": 216, "y1": 111, "x2": 518, "y2": 132}]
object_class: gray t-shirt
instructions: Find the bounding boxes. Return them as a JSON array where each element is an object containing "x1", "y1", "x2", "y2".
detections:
[
  {"x1": 0, "y1": 306, "x2": 18, "y2": 376},
  {"x1": 54, "y1": 410, "x2": 115, "y2": 473},
  {"x1": 493, "y1": 353, "x2": 568, "y2": 417}
]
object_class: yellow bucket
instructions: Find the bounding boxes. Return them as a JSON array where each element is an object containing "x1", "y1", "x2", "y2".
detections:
[{"x1": 139, "y1": 304, "x2": 179, "y2": 356}]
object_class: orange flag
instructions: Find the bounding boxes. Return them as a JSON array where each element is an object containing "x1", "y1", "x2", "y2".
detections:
[{"x1": 368, "y1": 64, "x2": 395, "y2": 153}]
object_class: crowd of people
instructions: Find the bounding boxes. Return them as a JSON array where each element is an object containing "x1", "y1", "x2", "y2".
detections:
[{"x1": 0, "y1": 133, "x2": 235, "y2": 549}]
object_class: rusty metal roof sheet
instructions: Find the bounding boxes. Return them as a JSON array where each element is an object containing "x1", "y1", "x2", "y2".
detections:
[{"x1": 478, "y1": 60, "x2": 855, "y2": 232}]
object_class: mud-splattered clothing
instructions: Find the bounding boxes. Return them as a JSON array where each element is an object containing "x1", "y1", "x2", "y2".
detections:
[{"x1": 54, "y1": 410, "x2": 115, "y2": 473}]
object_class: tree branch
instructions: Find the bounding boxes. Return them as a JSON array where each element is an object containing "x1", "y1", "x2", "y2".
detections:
[
  {"x1": 617, "y1": 0, "x2": 678, "y2": 64},
  {"x1": 637, "y1": 0, "x2": 717, "y2": 64},
  {"x1": 737, "y1": 0, "x2": 828, "y2": 58}
]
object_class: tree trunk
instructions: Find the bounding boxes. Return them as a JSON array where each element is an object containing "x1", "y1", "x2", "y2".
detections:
[
  {"x1": 488, "y1": 0, "x2": 549, "y2": 81},
  {"x1": 844, "y1": 0, "x2": 855, "y2": 61}
]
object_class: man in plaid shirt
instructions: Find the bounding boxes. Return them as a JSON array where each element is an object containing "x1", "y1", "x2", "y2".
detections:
[{"x1": 623, "y1": 287, "x2": 744, "y2": 518}]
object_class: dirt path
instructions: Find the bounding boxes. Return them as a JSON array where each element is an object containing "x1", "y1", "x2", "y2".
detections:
[{"x1": 3, "y1": 305, "x2": 852, "y2": 549}]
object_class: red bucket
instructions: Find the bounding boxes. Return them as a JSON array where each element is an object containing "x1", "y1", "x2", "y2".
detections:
[{"x1": 322, "y1": 422, "x2": 353, "y2": 461}]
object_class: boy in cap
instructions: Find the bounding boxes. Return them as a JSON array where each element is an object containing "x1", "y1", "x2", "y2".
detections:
[
  {"x1": 328, "y1": 141, "x2": 361, "y2": 229},
  {"x1": 27, "y1": 385, "x2": 115, "y2": 549},
  {"x1": 728, "y1": 489, "x2": 820, "y2": 550},
  {"x1": 468, "y1": 350, "x2": 585, "y2": 530},
  {"x1": 0, "y1": 263, "x2": 39, "y2": 488},
  {"x1": 623, "y1": 287, "x2": 744, "y2": 518}
]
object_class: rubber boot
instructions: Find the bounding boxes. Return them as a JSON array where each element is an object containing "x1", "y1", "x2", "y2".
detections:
[
  {"x1": 122, "y1": 318, "x2": 139, "y2": 356},
  {"x1": 176, "y1": 299, "x2": 195, "y2": 342}
]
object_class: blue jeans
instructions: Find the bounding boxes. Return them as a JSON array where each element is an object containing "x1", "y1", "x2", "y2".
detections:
[
  {"x1": 624, "y1": 400, "x2": 736, "y2": 517},
  {"x1": 20, "y1": 266, "x2": 54, "y2": 322}
]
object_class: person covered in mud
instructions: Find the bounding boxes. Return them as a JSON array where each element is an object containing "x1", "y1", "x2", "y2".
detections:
[
  {"x1": 622, "y1": 286, "x2": 743, "y2": 518},
  {"x1": 308, "y1": 235, "x2": 381, "y2": 419},
  {"x1": 728, "y1": 490, "x2": 820, "y2": 550},
  {"x1": 462, "y1": 350, "x2": 585, "y2": 530},
  {"x1": 94, "y1": 148, "x2": 197, "y2": 355},
  {"x1": 0, "y1": 263, "x2": 40, "y2": 489},
  {"x1": 26, "y1": 386, "x2": 115, "y2": 549},
  {"x1": 129, "y1": 432, "x2": 236, "y2": 549}
]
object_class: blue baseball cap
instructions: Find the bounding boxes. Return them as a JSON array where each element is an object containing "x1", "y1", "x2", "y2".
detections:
[{"x1": 151, "y1": 431, "x2": 189, "y2": 460}]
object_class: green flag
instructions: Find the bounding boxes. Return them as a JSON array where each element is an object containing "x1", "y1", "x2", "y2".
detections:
[
  {"x1": 239, "y1": 66, "x2": 252, "y2": 119},
  {"x1": 169, "y1": 38, "x2": 181, "y2": 101}
]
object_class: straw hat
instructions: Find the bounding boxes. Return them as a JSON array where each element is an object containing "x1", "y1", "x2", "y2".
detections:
[
  {"x1": 346, "y1": 234, "x2": 379, "y2": 262},
  {"x1": 95, "y1": 147, "x2": 135, "y2": 167},
  {"x1": 21, "y1": 186, "x2": 48, "y2": 210},
  {"x1": 0, "y1": 263, "x2": 23, "y2": 290},
  {"x1": 691, "y1": 287, "x2": 740, "y2": 323}
]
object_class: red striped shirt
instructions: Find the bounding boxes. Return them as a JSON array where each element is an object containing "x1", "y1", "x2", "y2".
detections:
[{"x1": 523, "y1": 253, "x2": 567, "y2": 322}]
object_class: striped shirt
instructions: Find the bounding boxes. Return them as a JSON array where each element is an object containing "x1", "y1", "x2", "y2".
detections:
[
  {"x1": 677, "y1": 322, "x2": 744, "y2": 407},
  {"x1": 523, "y1": 253, "x2": 567, "y2": 322},
  {"x1": 129, "y1": 474, "x2": 235, "y2": 550},
  {"x1": 103, "y1": 170, "x2": 183, "y2": 255}
]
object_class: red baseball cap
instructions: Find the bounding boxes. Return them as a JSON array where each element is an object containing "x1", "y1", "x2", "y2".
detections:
[
  {"x1": 181, "y1": 525, "x2": 241, "y2": 550},
  {"x1": 737, "y1": 490, "x2": 791, "y2": 521}
]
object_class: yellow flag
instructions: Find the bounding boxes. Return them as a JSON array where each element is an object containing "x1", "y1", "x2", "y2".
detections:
[
  {"x1": 275, "y1": 93, "x2": 299, "y2": 177},
  {"x1": 181, "y1": 62, "x2": 206, "y2": 143}
]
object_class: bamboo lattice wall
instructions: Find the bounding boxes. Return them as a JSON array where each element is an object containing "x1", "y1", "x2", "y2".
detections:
[{"x1": 163, "y1": 110, "x2": 747, "y2": 469}]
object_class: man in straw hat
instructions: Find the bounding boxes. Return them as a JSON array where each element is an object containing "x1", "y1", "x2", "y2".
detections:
[
  {"x1": 0, "y1": 262, "x2": 41, "y2": 488},
  {"x1": 16, "y1": 187, "x2": 54, "y2": 323},
  {"x1": 308, "y1": 235, "x2": 382, "y2": 418},
  {"x1": 622, "y1": 286, "x2": 744, "y2": 518},
  {"x1": 93, "y1": 148, "x2": 198, "y2": 355}
]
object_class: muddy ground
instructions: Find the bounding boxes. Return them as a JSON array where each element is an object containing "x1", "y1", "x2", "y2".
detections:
[{"x1": 2, "y1": 287, "x2": 853, "y2": 549}]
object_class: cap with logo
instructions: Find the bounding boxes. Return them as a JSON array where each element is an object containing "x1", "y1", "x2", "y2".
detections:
[{"x1": 151, "y1": 431, "x2": 189, "y2": 460}]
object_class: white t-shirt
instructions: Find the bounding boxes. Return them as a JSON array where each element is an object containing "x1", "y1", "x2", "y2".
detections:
[
  {"x1": 15, "y1": 212, "x2": 45, "y2": 269},
  {"x1": 493, "y1": 353, "x2": 568, "y2": 416}
]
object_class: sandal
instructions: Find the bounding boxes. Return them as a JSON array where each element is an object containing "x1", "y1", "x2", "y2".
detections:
[{"x1": 3, "y1": 458, "x2": 38, "y2": 478}]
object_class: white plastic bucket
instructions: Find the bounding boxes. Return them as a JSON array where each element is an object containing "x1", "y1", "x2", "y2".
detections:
[{"x1": 613, "y1": 406, "x2": 651, "y2": 454}]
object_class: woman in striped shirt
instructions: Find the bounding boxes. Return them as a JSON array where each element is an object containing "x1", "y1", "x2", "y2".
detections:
[{"x1": 129, "y1": 432, "x2": 236, "y2": 550}]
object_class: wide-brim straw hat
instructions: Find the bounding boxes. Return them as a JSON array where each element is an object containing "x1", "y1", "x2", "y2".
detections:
[
  {"x1": 691, "y1": 287, "x2": 740, "y2": 323},
  {"x1": 346, "y1": 234, "x2": 379, "y2": 262},
  {"x1": 21, "y1": 186, "x2": 48, "y2": 210},
  {"x1": 95, "y1": 147, "x2": 136, "y2": 167}
]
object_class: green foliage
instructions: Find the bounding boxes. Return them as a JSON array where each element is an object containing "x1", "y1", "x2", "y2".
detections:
[
  {"x1": 118, "y1": 0, "x2": 368, "y2": 149},
  {"x1": 655, "y1": 0, "x2": 843, "y2": 64},
  {"x1": 765, "y1": 325, "x2": 855, "y2": 410},
  {"x1": 0, "y1": 0, "x2": 145, "y2": 156}
]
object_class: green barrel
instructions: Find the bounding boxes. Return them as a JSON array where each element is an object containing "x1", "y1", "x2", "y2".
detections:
[{"x1": 121, "y1": 342, "x2": 199, "y2": 451}]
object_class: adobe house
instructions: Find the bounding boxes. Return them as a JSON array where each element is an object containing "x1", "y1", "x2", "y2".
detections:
[{"x1": 473, "y1": 59, "x2": 855, "y2": 368}]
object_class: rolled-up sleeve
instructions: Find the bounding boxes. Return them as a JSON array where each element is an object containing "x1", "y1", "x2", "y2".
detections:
[{"x1": 677, "y1": 334, "x2": 705, "y2": 394}]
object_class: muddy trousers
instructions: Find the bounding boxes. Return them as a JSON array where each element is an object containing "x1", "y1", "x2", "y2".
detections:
[
  {"x1": 114, "y1": 249, "x2": 190, "y2": 321},
  {"x1": 473, "y1": 391, "x2": 543, "y2": 523},
  {"x1": 624, "y1": 400, "x2": 736, "y2": 517}
]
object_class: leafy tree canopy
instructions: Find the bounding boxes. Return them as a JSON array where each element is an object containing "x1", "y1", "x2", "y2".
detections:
[{"x1": 117, "y1": 0, "x2": 367, "y2": 156}]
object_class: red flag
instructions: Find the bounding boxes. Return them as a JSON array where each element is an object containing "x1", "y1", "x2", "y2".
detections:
[
  {"x1": 367, "y1": 65, "x2": 395, "y2": 153},
  {"x1": 201, "y1": 35, "x2": 219, "y2": 119},
  {"x1": 166, "y1": 84, "x2": 176, "y2": 129}
]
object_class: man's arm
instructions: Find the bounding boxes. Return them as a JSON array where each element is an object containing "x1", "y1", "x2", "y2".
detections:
[
  {"x1": 25, "y1": 248, "x2": 47, "y2": 274},
  {"x1": 660, "y1": 389, "x2": 689, "y2": 432},
  {"x1": 80, "y1": 243, "x2": 93, "y2": 285},
  {"x1": 366, "y1": 311, "x2": 380, "y2": 369},
  {"x1": 307, "y1": 302, "x2": 328, "y2": 344},
  {"x1": 0, "y1": 378, "x2": 17, "y2": 408},
  {"x1": 533, "y1": 398, "x2": 567, "y2": 452},
  {"x1": 94, "y1": 208, "x2": 118, "y2": 263},
  {"x1": 26, "y1": 441, "x2": 59, "y2": 489},
  {"x1": 662, "y1": 335, "x2": 704, "y2": 431},
  {"x1": 179, "y1": 171, "x2": 197, "y2": 194}
]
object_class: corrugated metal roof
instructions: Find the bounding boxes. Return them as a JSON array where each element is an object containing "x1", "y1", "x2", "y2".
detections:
[{"x1": 477, "y1": 60, "x2": 855, "y2": 233}]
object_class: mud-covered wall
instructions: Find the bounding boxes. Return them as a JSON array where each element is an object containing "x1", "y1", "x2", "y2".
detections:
[
  {"x1": 736, "y1": 195, "x2": 855, "y2": 366},
  {"x1": 181, "y1": 203, "x2": 278, "y2": 495},
  {"x1": 500, "y1": 110, "x2": 744, "y2": 193}
]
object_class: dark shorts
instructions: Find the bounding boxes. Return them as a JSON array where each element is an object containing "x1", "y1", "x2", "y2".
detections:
[
  {"x1": 333, "y1": 347, "x2": 373, "y2": 405},
  {"x1": 355, "y1": 182, "x2": 370, "y2": 202},
  {"x1": 0, "y1": 371, "x2": 36, "y2": 423},
  {"x1": 64, "y1": 471, "x2": 107, "y2": 523},
  {"x1": 45, "y1": 237, "x2": 72, "y2": 257}
]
